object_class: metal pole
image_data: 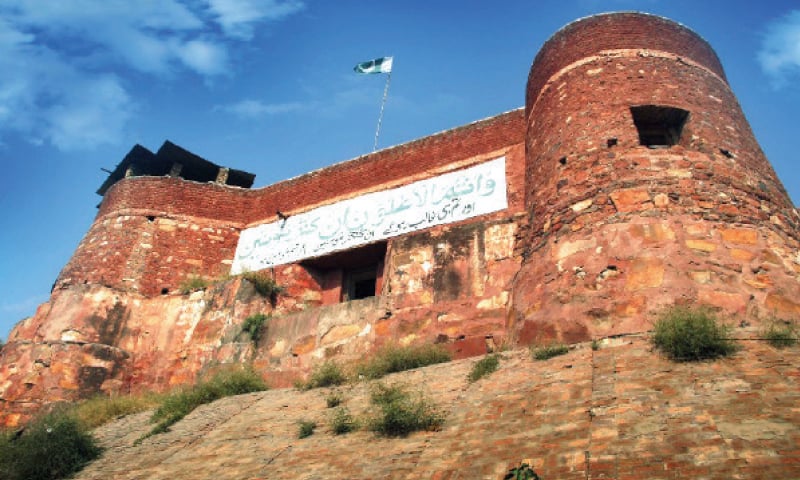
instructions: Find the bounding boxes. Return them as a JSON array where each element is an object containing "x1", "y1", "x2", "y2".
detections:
[{"x1": 373, "y1": 71, "x2": 392, "y2": 152}]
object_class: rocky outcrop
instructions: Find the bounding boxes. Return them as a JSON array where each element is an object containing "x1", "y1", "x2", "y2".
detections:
[
  {"x1": 1, "y1": 217, "x2": 521, "y2": 426},
  {"x1": 75, "y1": 337, "x2": 800, "y2": 479}
]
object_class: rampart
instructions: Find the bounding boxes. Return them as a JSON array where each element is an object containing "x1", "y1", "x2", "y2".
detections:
[{"x1": 1, "y1": 12, "x2": 798, "y2": 426}]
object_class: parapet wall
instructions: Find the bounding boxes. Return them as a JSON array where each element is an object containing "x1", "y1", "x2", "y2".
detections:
[
  {"x1": 57, "y1": 109, "x2": 526, "y2": 296},
  {"x1": 525, "y1": 13, "x2": 727, "y2": 114}
]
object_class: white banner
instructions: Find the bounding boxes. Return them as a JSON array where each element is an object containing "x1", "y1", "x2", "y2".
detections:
[{"x1": 231, "y1": 157, "x2": 507, "y2": 273}]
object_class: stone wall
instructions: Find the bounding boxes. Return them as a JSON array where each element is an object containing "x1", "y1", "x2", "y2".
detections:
[
  {"x1": 1, "y1": 214, "x2": 523, "y2": 426},
  {"x1": 2, "y1": 12, "x2": 799, "y2": 427},
  {"x1": 55, "y1": 110, "x2": 525, "y2": 297},
  {"x1": 511, "y1": 12, "x2": 800, "y2": 343},
  {"x1": 1, "y1": 129, "x2": 527, "y2": 425}
]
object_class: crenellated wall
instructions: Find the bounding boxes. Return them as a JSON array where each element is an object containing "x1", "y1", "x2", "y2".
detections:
[{"x1": 2, "y1": 12, "x2": 799, "y2": 427}]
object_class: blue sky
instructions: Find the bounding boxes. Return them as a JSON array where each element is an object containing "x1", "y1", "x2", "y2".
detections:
[{"x1": 1, "y1": 0, "x2": 798, "y2": 339}]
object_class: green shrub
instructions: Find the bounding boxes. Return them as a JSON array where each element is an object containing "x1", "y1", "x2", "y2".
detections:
[
  {"x1": 298, "y1": 420, "x2": 316, "y2": 439},
  {"x1": 503, "y1": 462, "x2": 541, "y2": 480},
  {"x1": 300, "y1": 361, "x2": 348, "y2": 390},
  {"x1": 531, "y1": 344, "x2": 569, "y2": 361},
  {"x1": 329, "y1": 407, "x2": 357, "y2": 435},
  {"x1": 367, "y1": 383, "x2": 444, "y2": 437},
  {"x1": 357, "y1": 344, "x2": 452, "y2": 380},
  {"x1": 178, "y1": 275, "x2": 209, "y2": 294},
  {"x1": 145, "y1": 365, "x2": 267, "y2": 438},
  {"x1": 74, "y1": 392, "x2": 162, "y2": 430},
  {"x1": 0, "y1": 408, "x2": 101, "y2": 480},
  {"x1": 591, "y1": 339, "x2": 600, "y2": 351},
  {"x1": 652, "y1": 306, "x2": 737, "y2": 361},
  {"x1": 240, "y1": 271, "x2": 285, "y2": 303},
  {"x1": 241, "y1": 313, "x2": 269, "y2": 344},
  {"x1": 763, "y1": 321, "x2": 797, "y2": 349},
  {"x1": 467, "y1": 354, "x2": 500, "y2": 383},
  {"x1": 325, "y1": 392, "x2": 343, "y2": 408}
]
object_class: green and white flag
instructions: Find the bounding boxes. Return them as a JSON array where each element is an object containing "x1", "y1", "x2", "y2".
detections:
[{"x1": 354, "y1": 56, "x2": 393, "y2": 74}]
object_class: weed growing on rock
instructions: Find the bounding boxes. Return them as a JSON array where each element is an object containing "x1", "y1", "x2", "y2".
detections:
[
  {"x1": 762, "y1": 321, "x2": 797, "y2": 349},
  {"x1": 531, "y1": 344, "x2": 569, "y2": 361},
  {"x1": 178, "y1": 275, "x2": 210, "y2": 294},
  {"x1": 0, "y1": 407, "x2": 101, "y2": 480},
  {"x1": 299, "y1": 361, "x2": 348, "y2": 390},
  {"x1": 591, "y1": 339, "x2": 600, "y2": 351},
  {"x1": 467, "y1": 354, "x2": 500, "y2": 383},
  {"x1": 325, "y1": 392, "x2": 343, "y2": 408},
  {"x1": 241, "y1": 313, "x2": 269, "y2": 344},
  {"x1": 652, "y1": 306, "x2": 737, "y2": 361},
  {"x1": 329, "y1": 407, "x2": 357, "y2": 435},
  {"x1": 239, "y1": 271, "x2": 285, "y2": 303},
  {"x1": 503, "y1": 462, "x2": 541, "y2": 480},
  {"x1": 357, "y1": 344, "x2": 452, "y2": 380},
  {"x1": 298, "y1": 420, "x2": 317, "y2": 439},
  {"x1": 367, "y1": 383, "x2": 444, "y2": 437},
  {"x1": 143, "y1": 365, "x2": 267, "y2": 440},
  {"x1": 74, "y1": 392, "x2": 163, "y2": 429}
]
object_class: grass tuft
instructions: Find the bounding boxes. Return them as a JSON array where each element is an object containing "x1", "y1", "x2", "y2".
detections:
[
  {"x1": 239, "y1": 271, "x2": 285, "y2": 303},
  {"x1": 73, "y1": 392, "x2": 162, "y2": 430},
  {"x1": 178, "y1": 275, "x2": 210, "y2": 295},
  {"x1": 325, "y1": 392, "x2": 343, "y2": 408},
  {"x1": 467, "y1": 354, "x2": 500, "y2": 383},
  {"x1": 531, "y1": 344, "x2": 569, "y2": 361},
  {"x1": 652, "y1": 306, "x2": 738, "y2": 361},
  {"x1": 0, "y1": 407, "x2": 101, "y2": 480},
  {"x1": 299, "y1": 361, "x2": 348, "y2": 390},
  {"x1": 298, "y1": 420, "x2": 316, "y2": 439},
  {"x1": 357, "y1": 344, "x2": 452, "y2": 380},
  {"x1": 241, "y1": 313, "x2": 269, "y2": 344},
  {"x1": 367, "y1": 383, "x2": 444, "y2": 437},
  {"x1": 329, "y1": 407, "x2": 357, "y2": 435},
  {"x1": 144, "y1": 365, "x2": 267, "y2": 439},
  {"x1": 763, "y1": 321, "x2": 797, "y2": 349}
]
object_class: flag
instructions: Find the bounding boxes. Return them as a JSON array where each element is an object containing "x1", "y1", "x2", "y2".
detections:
[{"x1": 354, "y1": 56, "x2": 393, "y2": 74}]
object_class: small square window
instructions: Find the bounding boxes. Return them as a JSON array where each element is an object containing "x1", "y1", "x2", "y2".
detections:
[
  {"x1": 630, "y1": 106, "x2": 689, "y2": 148},
  {"x1": 343, "y1": 267, "x2": 378, "y2": 301},
  {"x1": 302, "y1": 241, "x2": 386, "y2": 305}
]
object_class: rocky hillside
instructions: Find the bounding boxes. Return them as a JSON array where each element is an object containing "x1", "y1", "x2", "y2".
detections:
[{"x1": 75, "y1": 334, "x2": 799, "y2": 479}]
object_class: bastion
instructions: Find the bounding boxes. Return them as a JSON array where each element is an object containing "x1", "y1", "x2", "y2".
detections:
[{"x1": 1, "y1": 12, "x2": 798, "y2": 426}]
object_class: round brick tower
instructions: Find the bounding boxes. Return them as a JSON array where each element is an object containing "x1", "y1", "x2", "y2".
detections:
[{"x1": 511, "y1": 12, "x2": 800, "y2": 344}]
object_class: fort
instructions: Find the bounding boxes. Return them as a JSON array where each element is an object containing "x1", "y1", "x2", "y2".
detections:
[{"x1": 1, "y1": 12, "x2": 798, "y2": 427}]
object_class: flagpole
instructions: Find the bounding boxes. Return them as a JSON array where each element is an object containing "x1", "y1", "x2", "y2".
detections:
[{"x1": 373, "y1": 70, "x2": 392, "y2": 152}]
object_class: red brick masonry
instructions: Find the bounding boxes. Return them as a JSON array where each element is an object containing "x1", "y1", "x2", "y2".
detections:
[{"x1": 1, "y1": 13, "x2": 798, "y2": 426}]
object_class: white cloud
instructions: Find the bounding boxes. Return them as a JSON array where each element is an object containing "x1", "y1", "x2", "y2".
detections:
[
  {"x1": 175, "y1": 39, "x2": 230, "y2": 76},
  {"x1": 46, "y1": 76, "x2": 133, "y2": 150},
  {"x1": 759, "y1": 10, "x2": 800, "y2": 87},
  {"x1": 0, "y1": 17, "x2": 135, "y2": 150},
  {"x1": 207, "y1": 0, "x2": 305, "y2": 40},
  {"x1": 217, "y1": 99, "x2": 306, "y2": 118},
  {"x1": 0, "y1": 0, "x2": 303, "y2": 151}
]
